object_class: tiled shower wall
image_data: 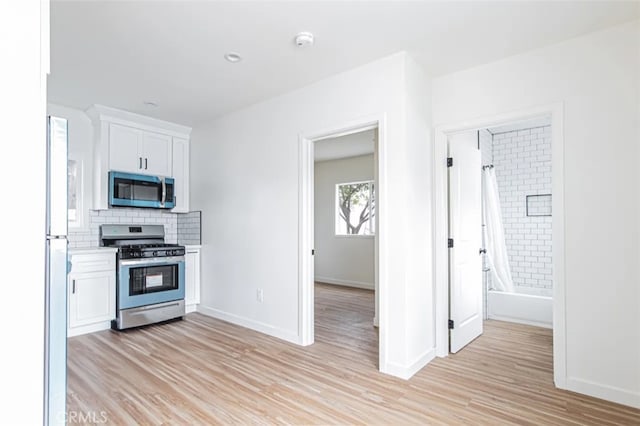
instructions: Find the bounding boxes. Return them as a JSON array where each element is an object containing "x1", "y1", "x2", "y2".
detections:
[
  {"x1": 68, "y1": 209, "x2": 201, "y2": 248},
  {"x1": 493, "y1": 125, "x2": 552, "y2": 292}
]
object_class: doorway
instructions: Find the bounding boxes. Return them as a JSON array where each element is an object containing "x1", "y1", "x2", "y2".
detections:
[
  {"x1": 298, "y1": 116, "x2": 386, "y2": 371},
  {"x1": 434, "y1": 104, "x2": 566, "y2": 387},
  {"x1": 313, "y1": 129, "x2": 378, "y2": 364}
]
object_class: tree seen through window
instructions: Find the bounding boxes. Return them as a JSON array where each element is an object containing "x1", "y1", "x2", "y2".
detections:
[{"x1": 335, "y1": 181, "x2": 375, "y2": 235}]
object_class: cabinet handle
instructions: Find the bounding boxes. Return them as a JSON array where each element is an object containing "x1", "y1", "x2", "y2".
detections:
[
  {"x1": 139, "y1": 157, "x2": 142, "y2": 169},
  {"x1": 145, "y1": 158, "x2": 148, "y2": 170},
  {"x1": 72, "y1": 279, "x2": 76, "y2": 294}
]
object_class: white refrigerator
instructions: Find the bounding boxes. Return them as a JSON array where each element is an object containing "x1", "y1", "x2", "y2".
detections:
[{"x1": 45, "y1": 116, "x2": 68, "y2": 425}]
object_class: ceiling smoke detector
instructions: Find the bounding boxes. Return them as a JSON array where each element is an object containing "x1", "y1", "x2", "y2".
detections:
[
  {"x1": 224, "y1": 52, "x2": 242, "y2": 63},
  {"x1": 294, "y1": 32, "x2": 314, "y2": 47}
]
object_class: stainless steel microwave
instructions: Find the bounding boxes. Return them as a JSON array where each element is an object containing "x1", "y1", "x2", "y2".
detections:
[{"x1": 109, "y1": 171, "x2": 175, "y2": 209}]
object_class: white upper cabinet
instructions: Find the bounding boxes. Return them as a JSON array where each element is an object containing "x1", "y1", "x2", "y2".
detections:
[
  {"x1": 172, "y1": 137, "x2": 190, "y2": 212},
  {"x1": 108, "y1": 123, "x2": 143, "y2": 173},
  {"x1": 142, "y1": 131, "x2": 172, "y2": 176},
  {"x1": 108, "y1": 124, "x2": 172, "y2": 177},
  {"x1": 87, "y1": 105, "x2": 191, "y2": 210}
]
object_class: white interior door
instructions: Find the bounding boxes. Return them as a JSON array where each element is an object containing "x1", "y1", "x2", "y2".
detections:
[{"x1": 448, "y1": 131, "x2": 483, "y2": 353}]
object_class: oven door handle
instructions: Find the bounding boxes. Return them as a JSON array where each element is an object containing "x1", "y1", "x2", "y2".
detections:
[{"x1": 119, "y1": 256, "x2": 185, "y2": 266}]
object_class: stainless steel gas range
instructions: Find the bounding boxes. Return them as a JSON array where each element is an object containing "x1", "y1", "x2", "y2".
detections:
[{"x1": 100, "y1": 224, "x2": 186, "y2": 330}]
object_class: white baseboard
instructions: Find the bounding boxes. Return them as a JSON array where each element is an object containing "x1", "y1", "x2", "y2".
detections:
[
  {"x1": 564, "y1": 377, "x2": 640, "y2": 409},
  {"x1": 487, "y1": 314, "x2": 552, "y2": 329},
  {"x1": 315, "y1": 276, "x2": 374, "y2": 290},
  {"x1": 185, "y1": 304, "x2": 198, "y2": 314},
  {"x1": 68, "y1": 320, "x2": 111, "y2": 337},
  {"x1": 381, "y1": 348, "x2": 435, "y2": 380},
  {"x1": 197, "y1": 305, "x2": 300, "y2": 345}
]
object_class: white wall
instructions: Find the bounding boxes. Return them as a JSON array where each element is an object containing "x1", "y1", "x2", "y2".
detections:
[
  {"x1": 433, "y1": 20, "x2": 640, "y2": 407},
  {"x1": 191, "y1": 52, "x2": 434, "y2": 377},
  {"x1": 0, "y1": 1, "x2": 46, "y2": 423},
  {"x1": 314, "y1": 154, "x2": 374, "y2": 289},
  {"x1": 403, "y1": 54, "x2": 435, "y2": 372}
]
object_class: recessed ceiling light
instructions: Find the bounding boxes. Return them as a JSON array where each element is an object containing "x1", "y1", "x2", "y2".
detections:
[
  {"x1": 224, "y1": 52, "x2": 242, "y2": 63},
  {"x1": 143, "y1": 101, "x2": 158, "y2": 108},
  {"x1": 294, "y1": 32, "x2": 314, "y2": 47}
]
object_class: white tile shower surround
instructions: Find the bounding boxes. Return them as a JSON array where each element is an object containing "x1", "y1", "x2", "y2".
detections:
[
  {"x1": 492, "y1": 125, "x2": 553, "y2": 290},
  {"x1": 68, "y1": 209, "x2": 201, "y2": 248}
]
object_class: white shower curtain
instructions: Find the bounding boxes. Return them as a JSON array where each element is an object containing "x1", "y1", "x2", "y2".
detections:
[{"x1": 482, "y1": 167, "x2": 515, "y2": 293}]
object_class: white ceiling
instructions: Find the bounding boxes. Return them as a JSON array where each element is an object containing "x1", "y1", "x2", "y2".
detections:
[
  {"x1": 49, "y1": 1, "x2": 640, "y2": 126},
  {"x1": 314, "y1": 129, "x2": 375, "y2": 163}
]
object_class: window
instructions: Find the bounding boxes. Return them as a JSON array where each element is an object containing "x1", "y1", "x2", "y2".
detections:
[
  {"x1": 68, "y1": 159, "x2": 78, "y2": 222},
  {"x1": 67, "y1": 158, "x2": 84, "y2": 228},
  {"x1": 335, "y1": 180, "x2": 375, "y2": 236}
]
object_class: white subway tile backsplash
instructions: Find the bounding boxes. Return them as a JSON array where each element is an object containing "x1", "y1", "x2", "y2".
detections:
[{"x1": 69, "y1": 208, "x2": 201, "y2": 248}]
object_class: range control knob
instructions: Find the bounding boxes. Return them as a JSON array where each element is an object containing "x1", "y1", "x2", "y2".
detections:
[{"x1": 152, "y1": 251, "x2": 158, "y2": 257}]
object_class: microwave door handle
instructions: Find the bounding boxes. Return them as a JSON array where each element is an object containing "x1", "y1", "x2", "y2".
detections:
[{"x1": 161, "y1": 178, "x2": 166, "y2": 206}]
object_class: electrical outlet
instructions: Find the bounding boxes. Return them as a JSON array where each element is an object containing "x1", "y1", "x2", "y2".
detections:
[{"x1": 256, "y1": 288, "x2": 264, "y2": 303}]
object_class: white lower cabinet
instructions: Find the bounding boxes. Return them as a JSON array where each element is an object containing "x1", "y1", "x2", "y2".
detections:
[
  {"x1": 68, "y1": 250, "x2": 117, "y2": 337},
  {"x1": 185, "y1": 246, "x2": 201, "y2": 313}
]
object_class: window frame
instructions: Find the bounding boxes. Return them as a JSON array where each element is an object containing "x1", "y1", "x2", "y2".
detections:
[
  {"x1": 67, "y1": 157, "x2": 85, "y2": 229},
  {"x1": 334, "y1": 179, "x2": 375, "y2": 238}
]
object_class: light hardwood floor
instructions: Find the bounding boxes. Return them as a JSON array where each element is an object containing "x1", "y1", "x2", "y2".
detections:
[{"x1": 67, "y1": 283, "x2": 640, "y2": 425}]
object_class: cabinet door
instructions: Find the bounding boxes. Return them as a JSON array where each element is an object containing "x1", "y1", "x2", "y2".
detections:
[
  {"x1": 185, "y1": 250, "x2": 200, "y2": 307},
  {"x1": 171, "y1": 137, "x2": 189, "y2": 212},
  {"x1": 68, "y1": 270, "x2": 115, "y2": 328},
  {"x1": 142, "y1": 131, "x2": 172, "y2": 176},
  {"x1": 109, "y1": 123, "x2": 142, "y2": 173}
]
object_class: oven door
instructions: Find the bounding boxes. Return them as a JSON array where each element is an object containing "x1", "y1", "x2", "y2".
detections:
[{"x1": 118, "y1": 256, "x2": 185, "y2": 309}]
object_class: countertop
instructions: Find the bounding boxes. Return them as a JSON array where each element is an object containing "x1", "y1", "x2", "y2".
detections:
[
  {"x1": 68, "y1": 247, "x2": 118, "y2": 255},
  {"x1": 184, "y1": 244, "x2": 202, "y2": 249}
]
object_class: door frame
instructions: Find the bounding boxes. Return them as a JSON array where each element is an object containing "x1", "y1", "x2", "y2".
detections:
[
  {"x1": 298, "y1": 113, "x2": 387, "y2": 371},
  {"x1": 433, "y1": 103, "x2": 566, "y2": 388}
]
